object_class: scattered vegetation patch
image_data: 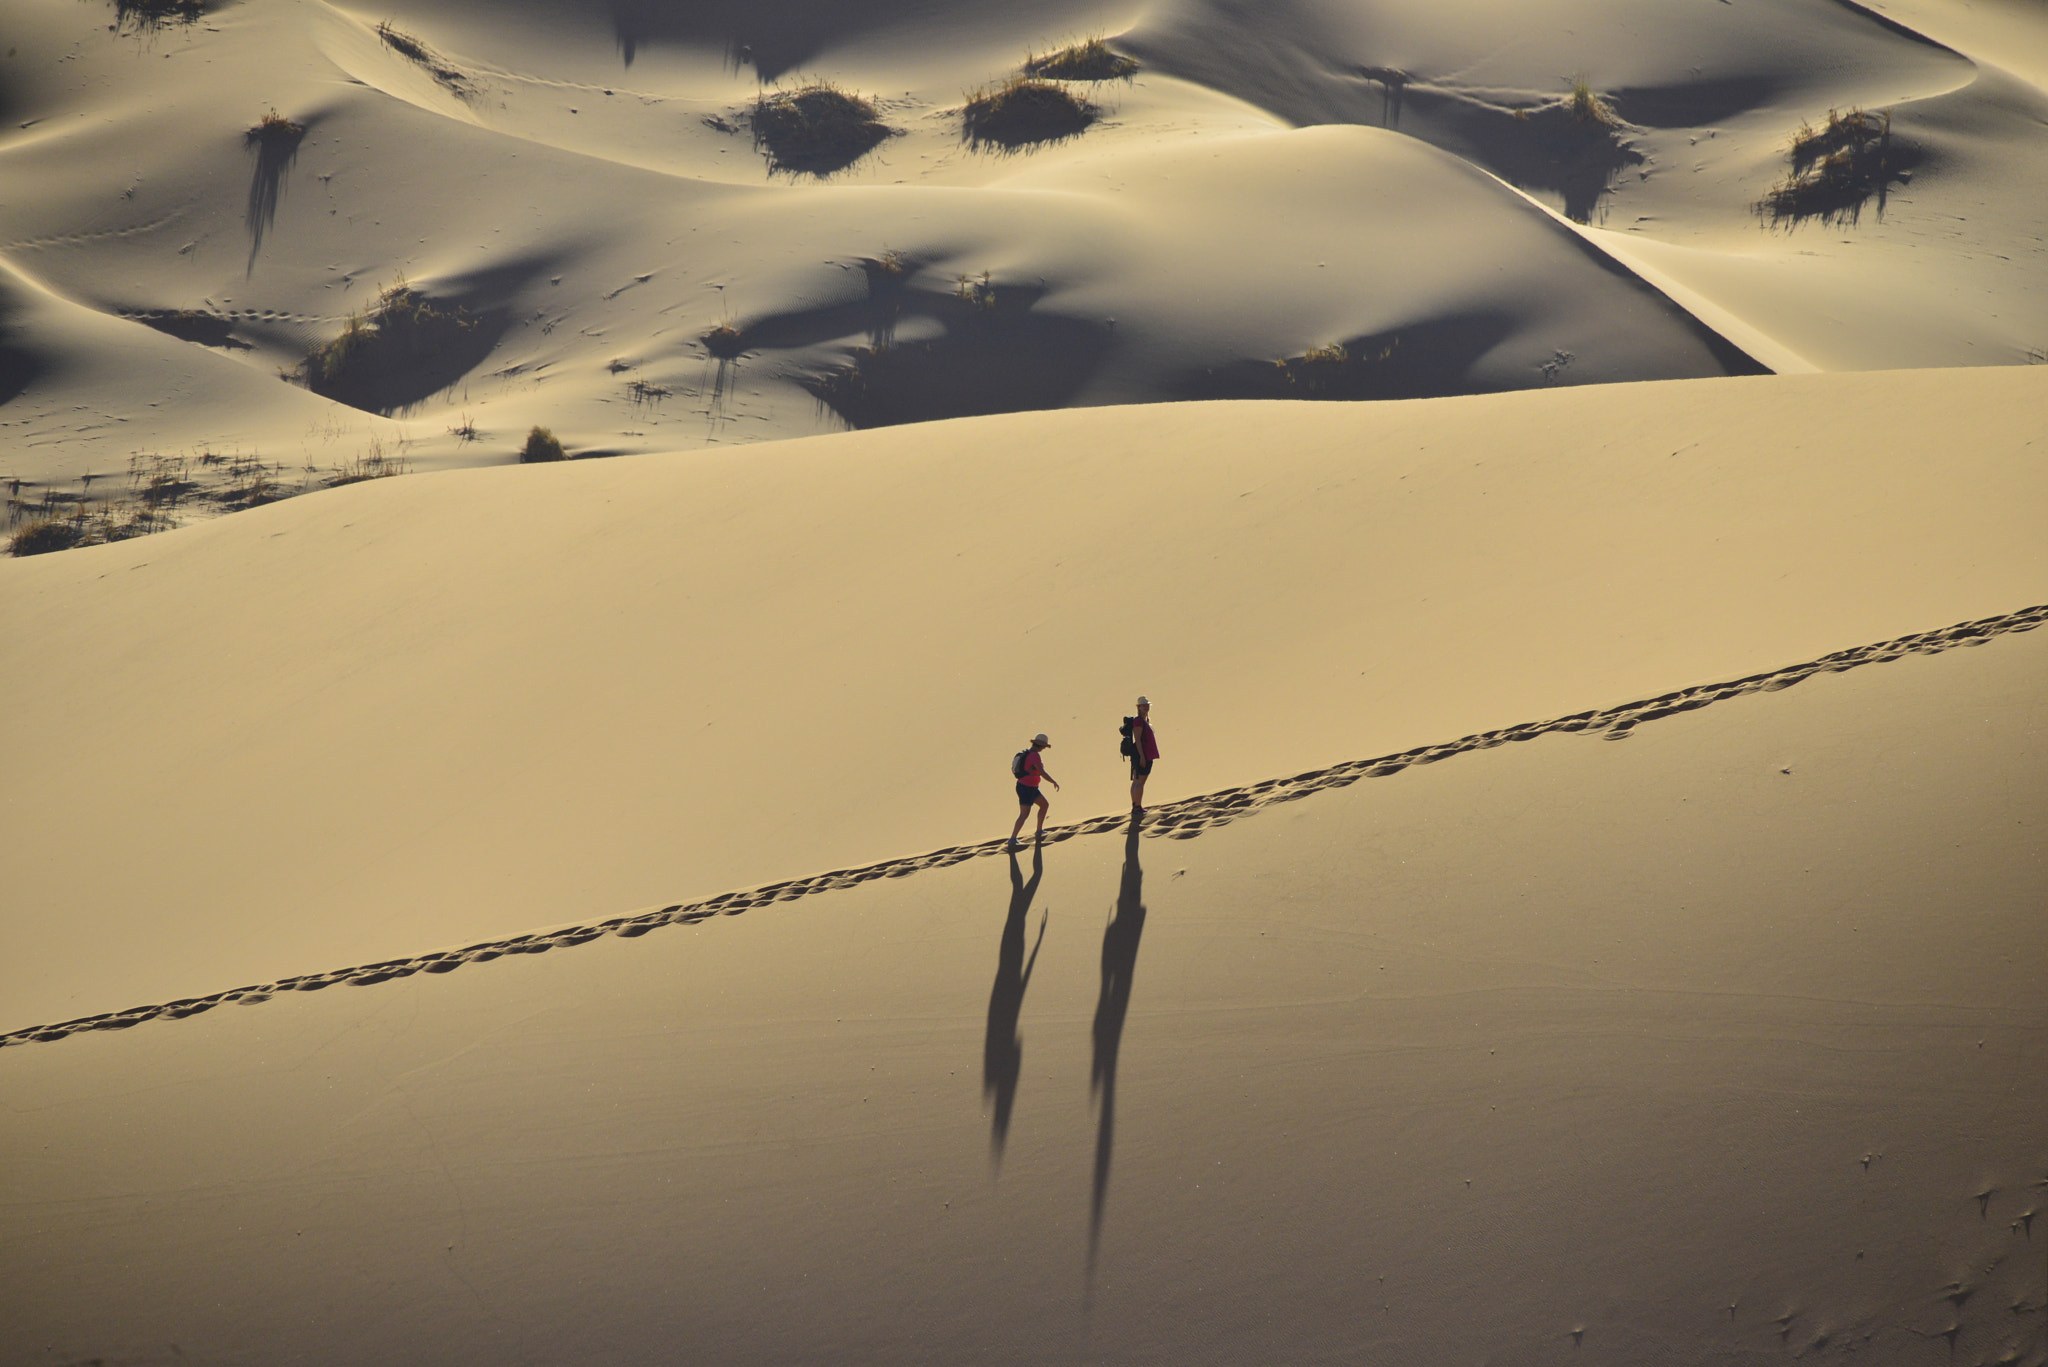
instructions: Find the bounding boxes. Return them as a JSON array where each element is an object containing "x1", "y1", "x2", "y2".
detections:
[
  {"x1": 751, "y1": 82, "x2": 893, "y2": 175},
  {"x1": 1759, "y1": 108, "x2": 1917, "y2": 227},
  {"x1": 801, "y1": 271, "x2": 1111, "y2": 427},
  {"x1": 1024, "y1": 37, "x2": 1138, "y2": 82},
  {"x1": 375, "y1": 22, "x2": 471, "y2": 96},
  {"x1": 111, "y1": 0, "x2": 203, "y2": 32},
  {"x1": 5, "y1": 452, "x2": 194, "y2": 555},
  {"x1": 330, "y1": 439, "x2": 409, "y2": 486},
  {"x1": 248, "y1": 108, "x2": 305, "y2": 147},
  {"x1": 963, "y1": 78, "x2": 1098, "y2": 149},
  {"x1": 703, "y1": 320, "x2": 746, "y2": 358},
  {"x1": 1194, "y1": 314, "x2": 1521, "y2": 403},
  {"x1": 299, "y1": 279, "x2": 501, "y2": 414},
  {"x1": 521, "y1": 425, "x2": 567, "y2": 462},
  {"x1": 1568, "y1": 75, "x2": 1621, "y2": 128},
  {"x1": 123, "y1": 308, "x2": 251, "y2": 350}
]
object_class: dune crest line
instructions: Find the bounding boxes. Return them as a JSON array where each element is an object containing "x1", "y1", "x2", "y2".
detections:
[{"x1": 7, "y1": 603, "x2": 2042, "y2": 1050}]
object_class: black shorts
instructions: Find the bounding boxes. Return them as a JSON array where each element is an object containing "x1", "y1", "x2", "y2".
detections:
[
  {"x1": 1130, "y1": 757, "x2": 1153, "y2": 779},
  {"x1": 1017, "y1": 783, "x2": 1044, "y2": 806}
]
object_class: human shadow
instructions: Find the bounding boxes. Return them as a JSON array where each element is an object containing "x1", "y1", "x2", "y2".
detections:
[
  {"x1": 983, "y1": 847, "x2": 1047, "y2": 1167},
  {"x1": 1088, "y1": 817, "x2": 1147, "y2": 1277}
]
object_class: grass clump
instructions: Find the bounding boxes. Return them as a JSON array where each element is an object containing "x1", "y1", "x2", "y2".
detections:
[
  {"x1": 248, "y1": 108, "x2": 305, "y2": 146},
  {"x1": 704, "y1": 320, "x2": 745, "y2": 358},
  {"x1": 300, "y1": 279, "x2": 493, "y2": 414},
  {"x1": 1567, "y1": 76, "x2": 1621, "y2": 128},
  {"x1": 963, "y1": 78, "x2": 1098, "y2": 148},
  {"x1": 1761, "y1": 108, "x2": 1915, "y2": 227},
  {"x1": 111, "y1": 0, "x2": 203, "y2": 32},
  {"x1": 1272, "y1": 339, "x2": 1404, "y2": 396},
  {"x1": 752, "y1": 82, "x2": 893, "y2": 175},
  {"x1": 375, "y1": 22, "x2": 471, "y2": 95},
  {"x1": 330, "y1": 439, "x2": 410, "y2": 486},
  {"x1": 521, "y1": 426, "x2": 567, "y2": 462},
  {"x1": 8, "y1": 514, "x2": 89, "y2": 556},
  {"x1": 1023, "y1": 37, "x2": 1138, "y2": 82}
]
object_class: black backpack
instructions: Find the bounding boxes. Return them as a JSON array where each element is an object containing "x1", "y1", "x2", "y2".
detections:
[
  {"x1": 1012, "y1": 748, "x2": 1032, "y2": 778},
  {"x1": 1118, "y1": 717, "x2": 1136, "y2": 758}
]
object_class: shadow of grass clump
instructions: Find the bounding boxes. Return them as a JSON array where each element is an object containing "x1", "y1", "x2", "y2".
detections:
[
  {"x1": 1759, "y1": 108, "x2": 1917, "y2": 228},
  {"x1": 1024, "y1": 37, "x2": 1138, "y2": 82},
  {"x1": 300, "y1": 280, "x2": 502, "y2": 415},
  {"x1": 245, "y1": 109, "x2": 306, "y2": 265},
  {"x1": 963, "y1": 78, "x2": 1098, "y2": 149},
  {"x1": 800, "y1": 270, "x2": 1110, "y2": 427},
  {"x1": 123, "y1": 308, "x2": 251, "y2": 350},
  {"x1": 376, "y1": 22, "x2": 473, "y2": 97},
  {"x1": 112, "y1": 0, "x2": 202, "y2": 31},
  {"x1": 1193, "y1": 315, "x2": 1520, "y2": 402},
  {"x1": 752, "y1": 82, "x2": 893, "y2": 175}
]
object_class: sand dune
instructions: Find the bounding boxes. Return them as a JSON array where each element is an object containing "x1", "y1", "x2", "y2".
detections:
[
  {"x1": 6, "y1": 0, "x2": 2046, "y2": 521},
  {"x1": 4, "y1": 365, "x2": 2043, "y2": 1035},
  {"x1": 3, "y1": 595, "x2": 2041, "y2": 1365},
  {"x1": 3, "y1": 1, "x2": 2045, "y2": 1362}
]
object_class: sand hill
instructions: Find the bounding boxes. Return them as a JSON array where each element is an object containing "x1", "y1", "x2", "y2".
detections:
[{"x1": 2, "y1": 0, "x2": 2044, "y2": 1363}]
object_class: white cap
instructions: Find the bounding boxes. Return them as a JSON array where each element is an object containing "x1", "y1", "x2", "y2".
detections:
[
  {"x1": 1032, "y1": 732, "x2": 1050, "y2": 746},
  {"x1": 1135, "y1": 696, "x2": 1150, "y2": 706}
]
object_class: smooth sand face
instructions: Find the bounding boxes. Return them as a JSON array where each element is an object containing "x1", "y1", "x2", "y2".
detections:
[{"x1": 3, "y1": 609, "x2": 2041, "y2": 1366}]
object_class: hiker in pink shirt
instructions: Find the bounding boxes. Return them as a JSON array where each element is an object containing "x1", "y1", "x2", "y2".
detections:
[
  {"x1": 1123, "y1": 696, "x2": 1160, "y2": 814},
  {"x1": 1008, "y1": 733, "x2": 1059, "y2": 848}
]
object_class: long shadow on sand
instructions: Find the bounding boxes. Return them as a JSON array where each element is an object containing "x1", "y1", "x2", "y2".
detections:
[
  {"x1": 984, "y1": 846, "x2": 1047, "y2": 1166},
  {"x1": 1088, "y1": 817, "x2": 1148, "y2": 1280},
  {"x1": 245, "y1": 116, "x2": 308, "y2": 273}
]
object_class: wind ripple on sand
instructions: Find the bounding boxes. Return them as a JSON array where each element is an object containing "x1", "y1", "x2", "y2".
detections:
[{"x1": 7, "y1": 600, "x2": 2041, "y2": 1049}]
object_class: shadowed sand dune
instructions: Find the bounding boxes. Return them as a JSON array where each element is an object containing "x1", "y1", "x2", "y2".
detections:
[
  {"x1": 2, "y1": 604, "x2": 2040, "y2": 1365},
  {"x1": 4, "y1": 0, "x2": 2045, "y2": 513}
]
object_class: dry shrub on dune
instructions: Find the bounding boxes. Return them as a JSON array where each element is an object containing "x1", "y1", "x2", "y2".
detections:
[
  {"x1": 1023, "y1": 37, "x2": 1138, "y2": 82},
  {"x1": 111, "y1": 0, "x2": 203, "y2": 31},
  {"x1": 299, "y1": 280, "x2": 498, "y2": 415},
  {"x1": 1760, "y1": 108, "x2": 1917, "y2": 228},
  {"x1": 963, "y1": 78, "x2": 1099, "y2": 149},
  {"x1": 751, "y1": 82, "x2": 893, "y2": 175},
  {"x1": 521, "y1": 426, "x2": 567, "y2": 463}
]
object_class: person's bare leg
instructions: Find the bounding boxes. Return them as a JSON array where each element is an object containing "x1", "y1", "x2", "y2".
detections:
[
  {"x1": 1011, "y1": 802, "x2": 1031, "y2": 843},
  {"x1": 1130, "y1": 773, "x2": 1147, "y2": 812},
  {"x1": 1033, "y1": 795, "x2": 1049, "y2": 839}
]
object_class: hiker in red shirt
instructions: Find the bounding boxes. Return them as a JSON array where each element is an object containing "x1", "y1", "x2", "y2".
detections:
[
  {"x1": 1009, "y1": 733, "x2": 1059, "y2": 849},
  {"x1": 1124, "y1": 696, "x2": 1159, "y2": 815}
]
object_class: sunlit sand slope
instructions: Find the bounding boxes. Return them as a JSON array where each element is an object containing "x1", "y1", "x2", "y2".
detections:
[
  {"x1": 2, "y1": 618, "x2": 2040, "y2": 1366},
  {"x1": 5, "y1": 0, "x2": 2045, "y2": 507},
  {"x1": 2, "y1": 366, "x2": 2043, "y2": 1036}
]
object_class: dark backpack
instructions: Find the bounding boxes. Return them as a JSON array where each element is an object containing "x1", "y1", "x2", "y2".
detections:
[
  {"x1": 1118, "y1": 717, "x2": 1136, "y2": 757},
  {"x1": 1012, "y1": 748, "x2": 1032, "y2": 779}
]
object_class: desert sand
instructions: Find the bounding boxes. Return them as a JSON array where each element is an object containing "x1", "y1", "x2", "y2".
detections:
[{"x1": 3, "y1": 0, "x2": 2045, "y2": 1362}]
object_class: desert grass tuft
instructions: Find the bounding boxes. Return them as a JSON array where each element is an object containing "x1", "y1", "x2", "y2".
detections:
[
  {"x1": 1567, "y1": 75, "x2": 1621, "y2": 128},
  {"x1": 963, "y1": 77, "x2": 1099, "y2": 149},
  {"x1": 330, "y1": 438, "x2": 410, "y2": 486},
  {"x1": 111, "y1": 0, "x2": 203, "y2": 32},
  {"x1": 1023, "y1": 37, "x2": 1138, "y2": 82},
  {"x1": 1761, "y1": 108, "x2": 1914, "y2": 227},
  {"x1": 1272, "y1": 339, "x2": 1403, "y2": 396},
  {"x1": 521, "y1": 426, "x2": 567, "y2": 463},
  {"x1": 752, "y1": 82, "x2": 893, "y2": 175},
  {"x1": 248, "y1": 107, "x2": 306, "y2": 146},
  {"x1": 703, "y1": 320, "x2": 746, "y2": 358},
  {"x1": 375, "y1": 22, "x2": 471, "y2": 93},
  {"x1": 299, "y1": 278, "x2": 489, "y2": 413}
]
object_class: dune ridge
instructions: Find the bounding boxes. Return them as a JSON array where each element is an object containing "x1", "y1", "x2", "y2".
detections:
[{"x1": 9, "y1": 596, "x2": 2038, "y2": 1052}]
